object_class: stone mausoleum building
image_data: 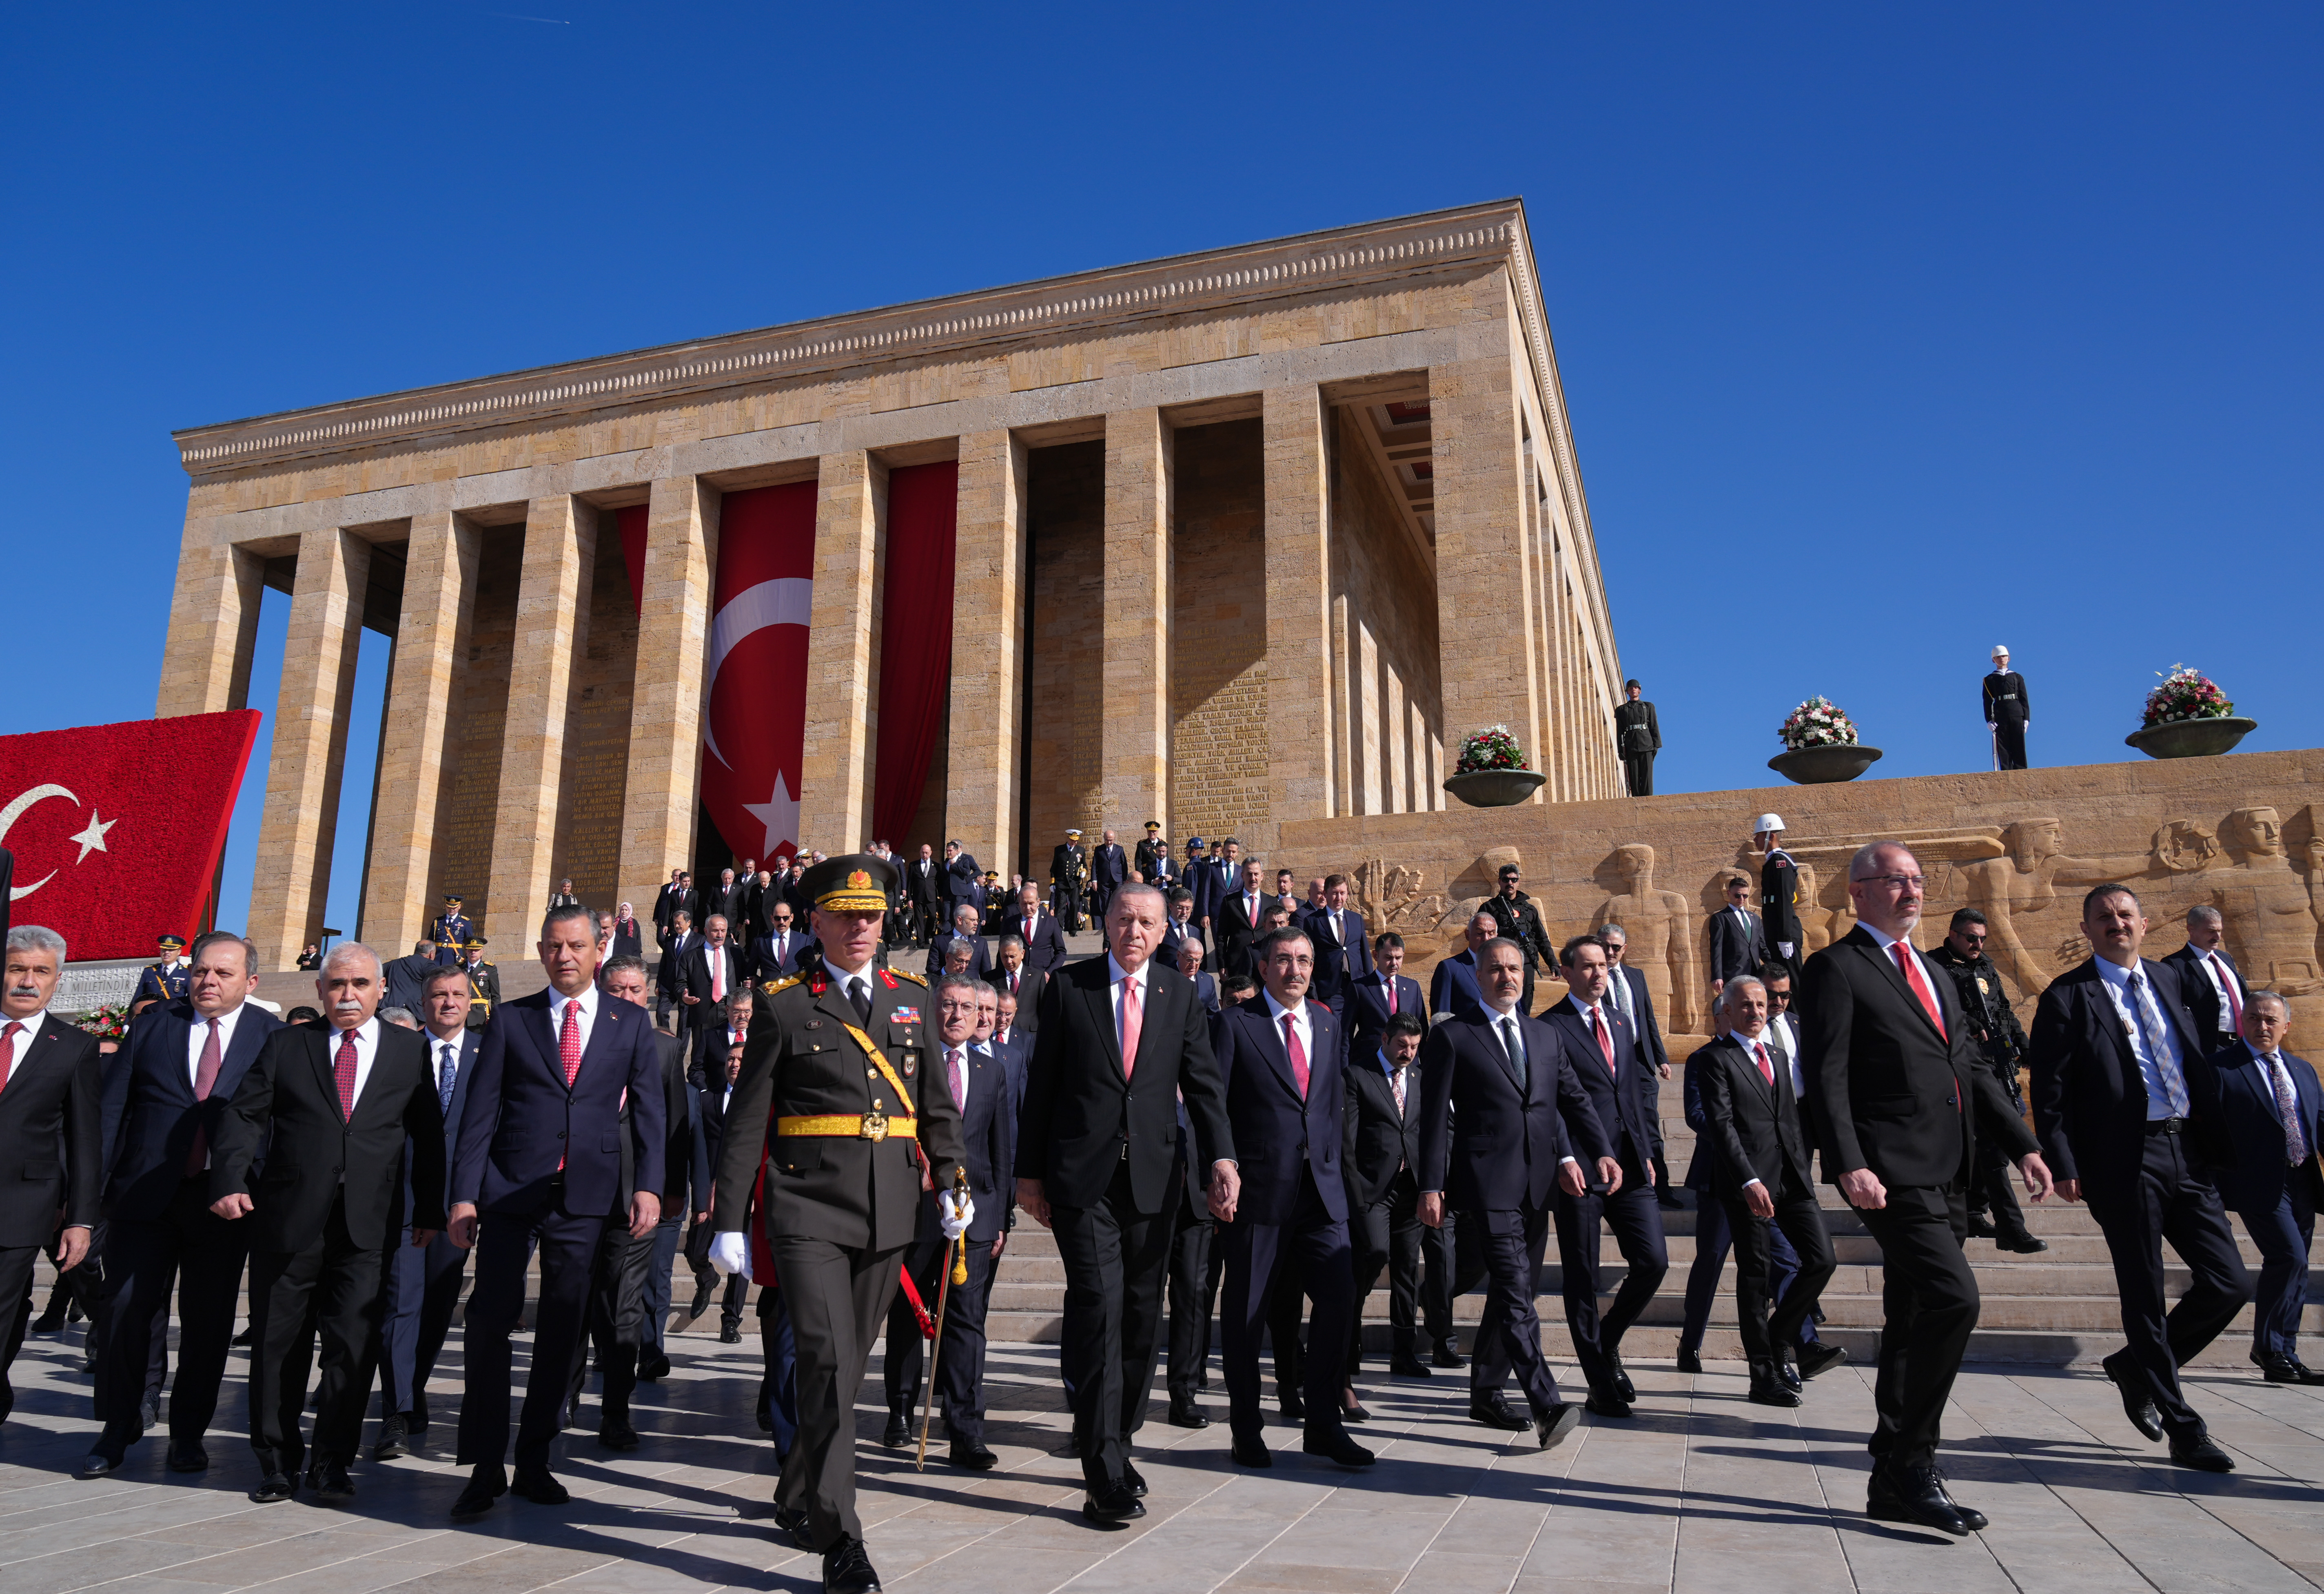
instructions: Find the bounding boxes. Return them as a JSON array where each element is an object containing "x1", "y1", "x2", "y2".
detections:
[{"x1": 159, "y1": 200, "x2": 1623, "y2": 967}]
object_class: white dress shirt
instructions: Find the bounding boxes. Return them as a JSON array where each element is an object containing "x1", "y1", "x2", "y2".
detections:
[
  {"x1": 546, "y1": 982, "x2": 600, "y2": 1054},
  {"x1": 1765, "y1": 1011, "x2": 1807, "y2": 1098},
  {"x1": 2193, "y1": 948, "x2": 2237, "y2": 1014},
  {"x1": 1261, "y1": 990, "x2": 1315, "y2": 1067},
  {"x1": 186, "y1": 1001, "x2": 253, "y2": 1090}
]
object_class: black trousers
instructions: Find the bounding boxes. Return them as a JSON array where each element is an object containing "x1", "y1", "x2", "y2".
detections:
[
  {"x1": 1422, "y1": 1207, "x2": 1487, "y2": 1346},
  {"x1": 93, "y1": 1177, "x2": 250, "y2": 1459},
  {"x1": 1857, "y1": 1183, "x2": 1978, "y2": 1468},
  {"x1": 247, "y1": 1194, "x2": 386, "y2": 1475},
  {"x1": 1166, "y1": 1193, "x2": 1217, "y2": 1399},
  {"x1": 457, "y1": 1192, "x2": 622, "y2": 1471},
  {"x1": 378, "y1": 1226, "x2": 468, "y2": 1421},
  {"x1": 1967, "y1": 1131, "x2": 2028, "y2": 1236},
  {"x1": 1682, "y1": 1191, "x2": 1819, "y2": 1352},
  {"x1": 883, "y1": 1237, "x2": 996, "y2": 1445},
  {"x1": 1052, "y1": 1160, "x2": 1174, "y2": 1491},
  {"x1": 2087, "y1": 1129, "x2": 2251, "y2": 1438},
  {"x1": 770, "y1": 1231, "x2": 904, "y2": 1550},
  {"x1": 1555, "y1": 1182, "x2": 1670, "y2": 1391},
  {"x1": 1465, "y1": 1203, "x2": 1564, "y2": 1417},
  {"x1": 1993, "y1": 718, "x2": 2026, "y2": 769},
  {"x1": 1219, "y1": 1167, "x2": 1353, "y2": 1446},
  {"x1": 1623, "y1": 752, "x2": 1655, "y2": 797},
  {"x1": 0, "y1": 1242, "x2": 44, "y2": 1420},
  {"x1": 1349, "y1": 1169, "x2": 1425, "y2": 1369},
  {"x1": 1722, "y1": 1175, "x2": 1835, "y2": 1365},
  {"x1": 572, "y1": 1212, "x2": 657, "y2": 1420}
]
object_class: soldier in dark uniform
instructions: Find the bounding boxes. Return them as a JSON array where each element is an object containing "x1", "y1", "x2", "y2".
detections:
[
  {"x1": 430, "y1": 895, "x2": 474, "y2": 965},
  {"x1": 1753, "y1": 814, "x2": 1805, "y2": 986},
  {"x1": 1481, "y1": 864, "x2": 1557, "y2": 1015},
  {"x1": 1927, "y1": 907, "x2": 2045, "y2": 1253},
  {"x1": 707, "y1": 854, "x2": 969, "y2": 1594},
  {"x1": 133, "y1": 934, "x2": 191, "y2": 1006},
  {"x1": 1983, "y1": 645, "x2": 2031, "y2": 770},
  {"x1": 1050, "y1": 830, "x2": 1089, "y2": 934},
  {"x1": 1613, "y1": 679, "x2": 1661, "y2": 797},
  {"x1": 459, "y1": 940, "x2": 501, "y2": 1030}
]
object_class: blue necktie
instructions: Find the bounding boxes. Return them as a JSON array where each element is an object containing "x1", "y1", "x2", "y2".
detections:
[{"x1": 437, "y1": 1041, "x2": 458, "y2": 1112}]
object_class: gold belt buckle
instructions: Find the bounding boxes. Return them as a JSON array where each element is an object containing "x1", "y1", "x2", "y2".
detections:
[{"x1": 862, "y1": 1100, "x2": 890, "y2": 1141}]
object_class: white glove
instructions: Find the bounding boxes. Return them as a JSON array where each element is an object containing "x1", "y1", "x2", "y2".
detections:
[
  {"x1": 709, "y1": 1231, "x2": 753, "y2": 1281},
  {"x1": 938, "y1": 1188, "x2": 975, "y2": 1241},
  {"x1": 1777, "y1": 941, "x2": 1795, "y2": 959}
]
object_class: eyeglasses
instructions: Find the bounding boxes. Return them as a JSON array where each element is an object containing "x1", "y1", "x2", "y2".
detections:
[{"x1": 1854, "y1": 873, "x2": 1926, "y2": 892}]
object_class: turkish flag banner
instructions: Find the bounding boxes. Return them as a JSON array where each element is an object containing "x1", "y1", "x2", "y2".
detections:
[{"x1": 0, "y1": 711, "x2": 261, "y2": 961}]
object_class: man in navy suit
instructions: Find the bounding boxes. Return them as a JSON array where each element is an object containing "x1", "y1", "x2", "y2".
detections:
[
  {"x1": 1347, "y1": 932, "x2": 1424, "y2": 1064},
  {"x1": 929, "y1": 903, "x2": 993, "y2": 983},
  {"x1": 1214, "y1": 859, "x2": 1271, "y2": 981},
  {"x1": 1005, "y1": 881, "x2": 1070, "y2": 978},
  {"x1": 1598, "y1": 924, "x2": 1675, "y2": 1200},
  {"x1": 1090, "y1": 829, "x2": 1129, "y2": 924},
  {"x1": 374, "y1": 965, "x2": 481, "y2": 1459},
  {"x1": 749, "y1": 899, "x2": 808, "y2": 984},
  {"x1": 2191, "y1": 992, "x2": 2324, "y2": 1383},
  {"x1": 1159, "y1": 888, "x2": 1205, "y2": 971},
  {"x1": 1426, "y1": 912, "x2": 1497, "y2": 1023},
  {"x1": 82, "y1": 930, "x2": 283, "y2": 1479},
  {"x1": 1211, "y1": 926, "x2": 1373, "y2": 1470},
  {"x1": 2164, "y1": 905, "x2": 2250, "y2": 1059},
  {"x1": 1301, "y1": 875, "x2": 1372, "y2": 1039},
  {"x1": 1175, "y1": 939, "x2": 1221, "y2": 1013},
  {"x1": 1543, "y1": 934, "x2": 1669, "y2": 1418},
  {"x1": 944, "y1": 840, "x2": 985, "y2": 921},
  {"x1": 446, "y1": 903, "x2": 666, "y2": 1517},
  {"x1": 1418, "y1": 937, "x2": 1614, "y2": 1450}
]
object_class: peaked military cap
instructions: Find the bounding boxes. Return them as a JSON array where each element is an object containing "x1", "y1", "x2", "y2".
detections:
[{"x1": 803, "y1": 851, "x2": 896, "y2": 913}]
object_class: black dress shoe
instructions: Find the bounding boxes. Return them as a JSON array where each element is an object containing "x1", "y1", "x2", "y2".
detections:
[
  {"x1": 306, "y1": 1460, "x2": 355, "y2": 1503},
  {"x1": 880, "y1": 1412, "x2": 911, "y2": 1448},
  {"x1": 451, "y1": 1463, "x2": 507, "y2": 1519},
  {"x1": 1994, "y1": 1232, "x2": 2049, "y2": 1254},
  {"x1": 1433, "y1": 1339, "x2": 1466, "y2": 1369},
  {"x1": 1795, "y1": 1343, "x2": 1849, "y2": 1381},
  {"x1": 1747, "y1": 1366, "x2": 1802, "y2": 1408},
  {"x1": 1676, "y1": 1346, "x2": 1703, "y2": 1375},
  {"x1": 511, "y1": 1466, "x2": 570, "y2": 1504},
  {"x1": 75, "y1": 1451, "x2": 121, "y2": 1480},
  {"x1": 138, "y1": 1396, "x2": 160, "y2": 1434},
  {"x1": 718, "y1": 1323, "x2": 743, "y2": 1345},
  {"x1": 1470, "y1": 1395, "x2": 1530, "y2": 1431},
  {"x1": 2103, "y1": 1355, "x2": 2165, "y2": 1442},
  {"x1": 250, "y1": 1471, "x2": 297, "y2": 1504},
  {"x1": 1584, "y1": 1390, "x2": 1632, "y2": 1419},
  {"x1": 2259, "y1": 1355, "x2": 2324, "y2": 1385},
  {"x1": 1390, "y1": 1356, "x2": 1433, "y2": 1378},
  {"x1": 1607, "y1": 1350, "x2": 1635, "y2": 1403},
  {"x1": 1082, "y1": 1484, "x2": 1147, "y2": 1524},
  {"x1": 1277, "y1": 1390, "x2": 1306, "y2": 1424},
  {"x1": 1230, "y1": 1436, "x2": 1273, "y2": 1468},
  {"x1": 231, "y1": 1327, "x2": 254, "y2": 1347},
  {"x1": 1867, "y1": 1461, "x2": 1969, "y2": 1535},
  {"x1": 824, "y1": 1534, "x2": 885, "y2": 1593},
  {"x1": 30, "y1": 1304, "x2": 69, "y2": 1336},
  {"x1": 373, "y1": 1417, "x2": 410, "y2": 1461},
  {"x1": 1964, "y1": 1212, "x2": 1998, "y2": 1239},
  {"x1": 1535, "y1": 1404, "x2": 1582, "y2": 1450},
  {"x1": 167, "y1": 1439, "x2": 210, "y2": 1473},
  {"x1": 1777, "y1": 1360, "x2": 1803, "y2": 1392},
  {"x1": 1122, "y1": 1460, "x2": 1148, "y2": 1497},
  {"x1": 949, "y1": 1439, "x2": 998, "y2": 1470},
  {"x1": 2169, "y1": 1434, "x2": 2235, "y2": 1472},
  {"x1": 637, "y1": 1352, "x2": 672, "y2": 1382},
  {"x1": 599, "y1": 1414, "x2": 640, "y2": 1451},
  {"x1": 769, "y1": 1503, "x2": 814, "y2": 1549},
  {"x1": 1928, "y1": 1468, "x2": 1987, "y2": 1532},
  {"x1": 1167, "y1": 1399, "x2": 1210, "y2": 1428},
  {"x1": 1302, "y1": 1430, "x2": 1376, "y2": 1467},
  {"x1": 687, "y1": 1280, "x2": 714, "y2": 1320}
]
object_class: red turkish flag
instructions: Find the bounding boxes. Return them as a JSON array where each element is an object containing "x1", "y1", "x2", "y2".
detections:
[
  {"x1": 699, "y1": 483, "x2": 814, "y2": 864},
  {"x1": 0, "y1": 711, "x2": 260, "y2": 961}
]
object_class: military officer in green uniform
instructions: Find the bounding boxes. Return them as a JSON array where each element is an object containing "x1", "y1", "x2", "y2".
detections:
[
  {"x1": 1927, "y1": 906, "x2": 2045, "y2": 1253},
  {"x1": 1050, "y1": 829, "x2": 1089, "y2": 933},
  {"x1": 459, "y1": 938, "x2": 501, "y2": 1030},
  {"x1": 133, "y1": 934, "x2": 191, "y2": 1005},
  {"x1": 430, "y1": 894, "x2": 474, "y2": 965},
  {"x1": 708, "y1": 852, "x2": 969, "y2": 1594}
]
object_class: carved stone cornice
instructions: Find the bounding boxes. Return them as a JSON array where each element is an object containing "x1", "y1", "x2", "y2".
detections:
[{"x1": 174, "y1": 201, "x2": 1544, "y2": 478}]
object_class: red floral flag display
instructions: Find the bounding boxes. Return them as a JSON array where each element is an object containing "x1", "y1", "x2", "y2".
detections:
[{"x1": 0, "y1": 711, "x2": 261, "y2": 961}]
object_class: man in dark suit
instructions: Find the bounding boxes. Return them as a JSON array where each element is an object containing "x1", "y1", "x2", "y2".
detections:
[
  {"x1": 653, "y1": 872, "x2": 699, "y2": 949},
  {"x1": 749, "y1": 899, "x2": 807, "y2": 984},
  {"x1": 944, "y1": 840, "x2": 985, "y2": 922},
  {"x1": 1091, "y1": 828, "x2": 1129, "y2": 924},
  {"x1": 446, "y1": 903, "x2": 667, "y2": 1518},
  {"x1": 1696, "y1": 976, "x2": 1843, "y2": 1408},
  {"x1": 383, "y1": 939, "x2": 443, "y2": 1014},
  {"x1": 209, "y1": 944, "x2": 446, "y2": 1503},
  {"x1": 374, "y1": 965, "x2": 478, "y2": 1459},
  {"x1": 1598, "y1": 923, "x2": 1675, "y2": 1202},
  {"x1": 1803, "y1": 841, "x2": 2051, "y2": 1535},
  {"x1": 2190, "y1": 992, "x2": 2323, "y2": 1383},
  {"x1": 905, "y1": 844, "x2": 945, "y2": 945},
  {"x1": 2028, "y1": 882, "x2": 2250, "y2": 1472},
  {"x1": 1543, "y1": 934, "x2": 1670, "y2": 1417},
  {"x1": 1173, "y1": 939, "x2": 1221, "y2": 1012},
  {"x1": 1215, "y1": 859, "x2": 1270, "y2": 981},
  {"x1": 1347, "y1": 932, "x2": 1425, "y2": 1066},
  {"x1": 655, "y1": 908, "x2": 697, "y2": 1020},
  {"x1": 83, "y1": 930, "x2": 284, "y2": 1479},
  {"x1": 1705, "y1": 874, "x2": 1768, "y2": 1004},
  {"x1": 693, "y1": 990, "x2": 756, "y2": 1086},
  {"x1": 1005, "y1": 882, "x2": 1070, "y2": 978},
  {"x1": 1159, "y1": 888, "x2": 1204, "y2": 970},
  {"x1": 1344, "y1": 1012, "x2": 1428, "y2": 1384},
  {"x1": 1427, "y1": 912, "x2": 1498, "y2": 1023},
  {"x1": 685, "y1": 1039, "x2": 750, "y2": 1334},
  {"x1": 609, "y1": 902, "x2": 644, "y2": 961},
  {"x1": 1016, "y1": 883, "x2": 1237, "y2": 1525},
  {"x1": 927, "y1": 903, "x2": 993, "y2": 984},
  {"x1": 0, "y1": 925, "x2": 102, "y2": 1428},
  {"x1": 1982, "y1": 645, "x2": 2030, "y2": 769},
  {"x1": 1418, "y1": 936, "x2": 1614, "y2": 1450},
  {"x1": 1210, "y1": 926, "x2": 1373, "y2": 1470},
  {"x1": 1614, "y1": 680, "x2": 1660, "y2": 796},
  {"x1": 2164, "y1": 905, "x2": 2249, "y2": 1059},
  {"x1": 707, "y1": 868, "x2": 746, "y2": 933},
  {"x1": 987, "y1": 936, "x2": 1047, "y2": 1034},
  {"x1": 682, "y1": 914, "x2": 745, "y2": 1045},
  {"x1": 1301, "y1": 874, "x2": 1373, "y2": 1035}
]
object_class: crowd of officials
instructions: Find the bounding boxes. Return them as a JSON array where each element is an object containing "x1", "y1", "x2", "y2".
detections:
[{"x1": 0, "y1": 804, "x2": 2316, "y2": 1594}]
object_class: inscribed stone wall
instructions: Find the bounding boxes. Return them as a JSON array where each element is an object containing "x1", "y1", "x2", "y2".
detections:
[
  {"x1": 1025, "y1": 442, "x2": 1105, "y2": 869},
  {"x1": 1332, "y1": 407, "x2": 1444, "y2": 815},
  {"x1": 431, "y1": 526, "x2": 521, "y2": 924},
  {"x1": 552, "y1": 527, "x2": 638, "y2": 910},
  {"x1": 1169, "y1": 420, "x2": 1270, "y2": 847}
]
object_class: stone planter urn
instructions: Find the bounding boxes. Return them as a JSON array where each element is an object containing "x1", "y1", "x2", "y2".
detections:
[
  {"x1": 1768, "y1": 744, "x2": 1883, "y2": 784},
  {"x1": 1444, "y1": 768, "x2": 1547, "y2": 807},
  {"x1": 2124, "y1": 716, "x2": 2257, "y2": 759}
]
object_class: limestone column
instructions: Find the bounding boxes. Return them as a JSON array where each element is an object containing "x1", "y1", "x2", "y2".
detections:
[
  {"x1": 157, "y1": 532, "x2": 265, "y2": 717},
  {"x1": 799, "y1": 451, "x2": 885, "y2": 855},
  {"x1": 247, "y1": 526, "x2": 372, "y2": 967},
  {"x1": 485, "y1": 495, "x2": 597, "y2": 948},
  {"x1": 1102, "y1": 408, "x2": 1171, "y2": 833},
  {"x1": 1262, "y1": 387, "x2": 1333, "y2": 837},
  {"x1": 619, "y1": 475, "x2": 719, "y2": 914},
  {"x1": 946, "y1": 431, "x2": 1027, "y2": 870},
  {"x1": 361, "y1": 511, "x2": 479, "y2": 950}
]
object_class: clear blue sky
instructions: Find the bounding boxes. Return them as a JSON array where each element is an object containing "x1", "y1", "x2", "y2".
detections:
[{"x1": 5, "y1": 4, "x2": 2317, "y2": 939}]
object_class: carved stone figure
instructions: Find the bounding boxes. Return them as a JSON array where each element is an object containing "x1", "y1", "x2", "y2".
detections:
[
  {"x1": 2207, "y1": 806, "x2": 2323, "y2": 996},
  {"x1": 1949, "y1": 817, "x2": 2151, "y2": 1001},
  {"x1": 1591, "y1": 843, "x2": 1696, "y2": 1034},
  {"x1": 1355, "y1": 856, "x2": 1450, "y2": 943}
]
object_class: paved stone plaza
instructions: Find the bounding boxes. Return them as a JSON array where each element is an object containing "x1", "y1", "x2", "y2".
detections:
[{"x1": 3, "y1": 1325, "x2": 2319, "y2": 1594}]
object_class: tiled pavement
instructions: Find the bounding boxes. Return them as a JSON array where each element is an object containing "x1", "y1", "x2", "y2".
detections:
[{"x1": 2, "y1": 1324, "x2": 2319, "y2": 1594}]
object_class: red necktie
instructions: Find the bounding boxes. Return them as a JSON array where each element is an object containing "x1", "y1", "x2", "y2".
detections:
[
  {"x1": 2211, "y1": 954, "x2": 2243, "y2": 1031},
  {"x1": 0, "y1": 1021, "x2": 20, "y2": 1093},
  {"x1": 1010, "y1": 970, "x2": 1019, "y2": 996},
  {"x1": 1283, "y1": 1013, "x2": 1310, "y2": 1099},
  {"x1": 186, "y1": 1018, "x2": 224, "y2": 1175},
  {"x1": 559, "y1": 997, "x2": 583, "y2": 1087},
  {"x1": 334, "y1": 1027, "x2": 359, "y2": 1118},
  {"x1": 1753, "y1": 1040, "x2": 1775, "y2": 1087},
  {"x1": 1591, "y1": 1006, "x2": 1617, "y2": 1076},
  {"x1": 1894, "y1": 943, "x2": 1947, "y2": 1038},
  {"x1": 1387, "y1": 980, "x2": 1397, "y2": 1015},
  {"x1": 1025, "y1": 917, "x2": 1034, "y2": 944},
  {"x1": 1118, "y1": 976, "x2": 1142, "y2": 1080}
]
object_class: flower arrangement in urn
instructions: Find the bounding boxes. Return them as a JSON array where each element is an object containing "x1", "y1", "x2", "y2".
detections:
[
  {"x1": 1778, "y1": 696, "x2": 1860, "y2": 751},
  {"x1": 1456, "y1": 724, "x2": 1530, "y2": 773},
  {"x1": 1444, "y1": 724, "x2": 1545, "y2": 807},
  {"x1": 77, "y1": 1001, "x2": 130, "y2": 1041},
  {"x1": 2126, "y1": 664, "x2": 2254, "y2": 758},
  {"x1": 2142, "y1": 664, "x2": 2233, "y2": 728}
]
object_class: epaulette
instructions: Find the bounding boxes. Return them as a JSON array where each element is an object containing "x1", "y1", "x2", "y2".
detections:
[
  {"x1": 763, "y1": 973, "x2": 805, "y2": 996},
  {"x1": 889, "y1": 968, "x2": 928, "y2": 987}
]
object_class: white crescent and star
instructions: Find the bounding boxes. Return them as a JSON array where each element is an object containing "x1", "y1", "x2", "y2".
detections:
[
  {"x1": 703, "y1": 576, "x2": 812, "y2": 857},
  {"x1": 0, "y1": 784, "x2": 113, "y2": 901}
]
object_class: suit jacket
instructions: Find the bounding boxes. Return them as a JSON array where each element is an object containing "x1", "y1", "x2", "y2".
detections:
[
  {"x1": 1210, "y1": 999, "x2": 1348, "y2": 1226},
  {"x1": 683, "y1": 943, "x2": 745, "y2": 1023},
  {"x1": 211, "y1": 1021, "x2": 446, "y2": 1253},
  {"x1": 1017, "y1": 957, "x2": 1233, "y2": 1213},
  {"x1": 2189, "y1": 1040, "x2": 2324, "y2": 1213},
  {"x1": 1607, "y1": 963, "x2": 1669, "y2": 1076},
  {"x1": 1693, "y1": 1031, "x2": 1814, "y2": 1198},
  {"x1": 2027, "y1": 955, "x2": 2210, "y2": 1200},
  {"x1": 404, "y1": 1028, "x2": 476, "y2": 1221},
  {"x1": 452, "y1": 989, "x2": 666, "y2": 1219},
  {"x1": 1091, "y1": 844, "x2": 1128, "y2": 892},
  {"x1": 1188, "y1": 856, "x2": 1229, "y2": 930},
  {"x1": 383, "y1": 953, "x2": 442, "y2": 1016},
  {"x1": 1004, "y1": 908, "x2": 1070, "y2": 977},
  {"x1": 1159, "y1": 919, "x2": 1205, "y2": 970},
  {"x1": 1342, "y1": 1045, "x2": 1422, "y2": 1210},
  {"x1": 1302, "y1": 906, "x2": 1373, "y2": 1008},
  {"x1": 1417, "y1": 1010, "x2": 1610, "y2": 1213},
  {"x1": 905, "y1": 857, "x2": 945, "y2": 907},
  {"x1": 986, "y1": 963, "x2": 1047, "y2": 1033},
  {"x1": 637, "y1": 1028, "x2": 706, "y2": 1212},
  {"x1": 748, "y1": 929, "x2": 809, "y2": 983},
  {"x1": 657, "y1": 932, "x2": 700, "y2": 999},
  {"x1": 1346, "y1": 970, "x2": 1425, "y2": 1061},
  {"x1": 945, "y1": 854, "x2": 984, "y2": 908},
  {"x1": 923, "y1": 1042, "x2": 1013, "y2": 1244},
  {"x1": 2162, "y1": 943, "x2": 2249, "y2": 1060},
  {"x1": 102, "y1": 1000, "x2": 285, "y2": 1221},
  {"x1": 1426, "y1": 950, "x2": 1488, "y2": 1023},
  {"x1": 1542, "y1": 997, "x2": 1656, "y2": 1189},
  {"x1": 1706, "y1": 906, "x2": 1770, "y2": 987},
  {"x1": 1802, "y1": 925, "x2": 2034, "y2": 1191},
  {"x1": 653, "y1": 886, "x2": 699, "y2": 942},
  {"x1": 928, "y1": 929, "x2": 993, "y2": 983},
  {"x1": 1215, "y1": 888, "x2": 1268, "y2": 979},
  {"x1": 0, "y1": 1014, "x2": 102, "y2": 1245}
]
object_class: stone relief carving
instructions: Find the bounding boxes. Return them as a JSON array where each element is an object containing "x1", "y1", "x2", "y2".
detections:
[
  {"x1": 2206, "y1": 806, "x2": 2322, "y2": 996},
  {"x1": 1355, "y1": 857, "x2": 1451, "y2": 943},
  {"x1": 1590, "y1": 843, "x2": 1698, "y2": 1035}
]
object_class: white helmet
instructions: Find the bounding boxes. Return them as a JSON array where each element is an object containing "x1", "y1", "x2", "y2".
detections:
[{"x1": 1752, "y1": 813, "x2": 1785, "y2": 836}]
